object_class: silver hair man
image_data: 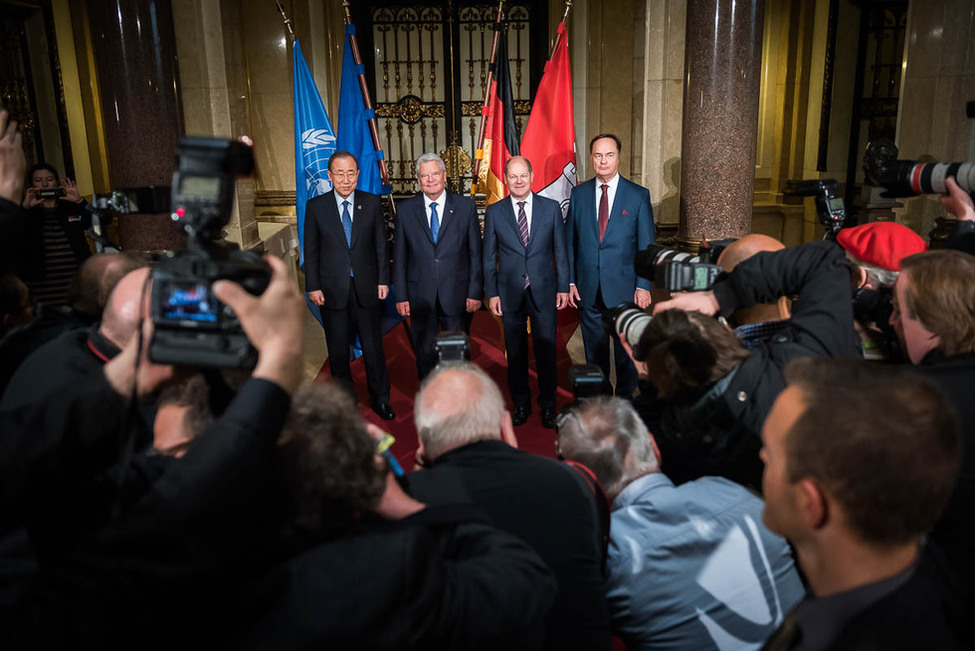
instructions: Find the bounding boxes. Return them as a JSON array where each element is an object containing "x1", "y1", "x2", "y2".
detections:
[
  {"x1": 415, "y1": 152, "x2": 446, "y2": 176},
  {"x1": 413, "y1": 362, "x2": 509, "y2": 461},
  {"x1": 556, "y1": 396, "x2": 659, "y2": 499}
]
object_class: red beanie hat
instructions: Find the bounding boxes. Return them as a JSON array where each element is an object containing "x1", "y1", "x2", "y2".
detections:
[{"x1": 836, "y1": 222, "x2": 927, "y2": 271}]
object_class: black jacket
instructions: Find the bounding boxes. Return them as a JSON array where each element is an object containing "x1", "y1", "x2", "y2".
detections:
[
  {"x1": 908, "y1": 350, "x2": 975, "y2": 614},
  {"x1": 636, "y1": 241, "x2": 862, "y2": 491},
  {"x1": 406, "y1": 440, "x2": 613, "y2": 651},
  {"x1": 239, "y1": 505, "x2": 556, "y2": 651}
]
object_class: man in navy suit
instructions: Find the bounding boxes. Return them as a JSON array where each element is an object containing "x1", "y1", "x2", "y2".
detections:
[
  {"x1": 393, "y1": 153, "x2": 482, "y2": 380},
  {"x1": 567, "y1": 134, "x2": 654, "y2": 397},
  {"x1": 483, "y1": 156, "x2": 569, "y2": 428},
  {"x1": 304, "y1": 151, "x2": 394, "y2": 420}
]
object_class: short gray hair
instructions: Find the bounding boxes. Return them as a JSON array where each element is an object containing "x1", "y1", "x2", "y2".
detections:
[
  {"x1": 847, "y1": 252, "x2": 899, "y2": 288},
  {"x1": 414, "y1": 362, "x2": 505, "y2": 459},
  {"x1": 415, "y1": 152, "x2": 446, "y2": 176},
  {"x1": 557, "y1": 397, "x2": 658, "y2": 497}
]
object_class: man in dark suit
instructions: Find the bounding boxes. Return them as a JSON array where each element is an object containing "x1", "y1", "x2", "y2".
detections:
[
  {"x1": 760, "y1": 358, "x2": 966, "y2": 649},
  {"x1": 567, "y1": 134, "x2": 654, "y2": 397},
  {"x1": 407, "y1": 363, "x2": 613, "y2": 651},
  {"x1": 393, "y1": 152, "x2": 482, "y2": 380},
  {"x1": 304, "y1": 151, "x2": 394, "y2": 420},
  {"x1": 483, "y1": 156, "x2": 569, "y2": 428}
]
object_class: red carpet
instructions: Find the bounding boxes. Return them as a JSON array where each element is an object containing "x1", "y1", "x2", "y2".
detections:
[{"x1": 316, "y1": 309, "x2": 580, "y2": 467}]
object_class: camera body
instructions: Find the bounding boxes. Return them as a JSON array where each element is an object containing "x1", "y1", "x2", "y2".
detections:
[
  {"x1": 633, "y1": 244, "x2": 722, "y2": 292},
  {"x1": 149, "y1": 137, "x2": 269, "y2": 368},
  {"x1": 435, "y1": 331, "x2": 471, "y2": 365},
  {"x1": 863, "y1": 139, "x2": 975, "y2": 198},
  {"x1": 38, "y1": 188, "x2": 64, "y2": 200}
]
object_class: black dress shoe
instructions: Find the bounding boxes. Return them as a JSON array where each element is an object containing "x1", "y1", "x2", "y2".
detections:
[
  {"x1": 512, "y1": 405, "x2": 531, "y2": 426},
  {"x1": 541, "y1": 407, "x2": 557, "y2": 429},
  {"x1": 371, "y1": 401, "x2": 396, "y2": 421}
]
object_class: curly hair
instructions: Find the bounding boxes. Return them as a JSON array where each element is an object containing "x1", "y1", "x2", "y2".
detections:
[{"x1": 277, "y1": 383, "x2": 387, "y2": 540}]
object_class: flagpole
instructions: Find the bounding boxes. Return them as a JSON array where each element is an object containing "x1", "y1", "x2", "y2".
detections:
[
  {"x1": 341, "y1": 1, "x2": 396, "y2": 211},
  {"x1": 549, "y1": 0, "x2": 573, "y2": 59},
  {"x1": 471, "y1": 0, "x2": 506, "y2": 193},
  {"x1": 275, "y1": 1, "x2": 296, "y2": 40}
]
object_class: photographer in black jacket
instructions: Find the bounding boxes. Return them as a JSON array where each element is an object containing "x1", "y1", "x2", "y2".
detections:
[{"x1": 626, "y1": 240, "x2": 861, "y2": 491}]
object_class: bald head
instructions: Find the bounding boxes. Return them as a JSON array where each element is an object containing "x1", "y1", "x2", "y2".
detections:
[
  {"x1": 414, "y1": 363, "x2": 506, "y2": 459},
  {"x1": 716, "y1": 234, "x2": 790, "y2": 326},
  {"x1": 99, "y1": 267, "x2": 151, "y2": 348},
  {"x1": 68, "y1": 252, "x2": 149, "y2": 321},
  {"x1": 717, "y1": 234, "x2": 785, "y2": 273}
]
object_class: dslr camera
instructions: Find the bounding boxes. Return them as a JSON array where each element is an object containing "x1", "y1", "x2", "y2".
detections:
[
  {"x1": 863, "y1": 138, "x2": 974, "y2": 198},
  {"x1": 633, "y1": 244, "x2": 722, "y2": 293},
  {"x1": 149, "y1": 137, "x2": 270, "y2": 368}
]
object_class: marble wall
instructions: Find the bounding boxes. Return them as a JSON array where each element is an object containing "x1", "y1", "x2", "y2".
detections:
[
  {"x1": 640, "y1": 0, "x2": 686, "y2": 227},
  {"x1": 895, "y1": 0, "x2": 975, "y2": 236}
]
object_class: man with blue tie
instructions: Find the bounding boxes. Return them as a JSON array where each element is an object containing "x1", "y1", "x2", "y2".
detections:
[
  {"x1": 304, "y1": 151, "x2": 395, "y2": 420},
  {"x1": 393, "y1": 153, "x2": 482, "y2": 380},
  {"x1": 567, "y1": 134, "x2": 655, "y2": 398},
  {"x1": 483, "y1": 156, "x2": 569, "y2": 428}
]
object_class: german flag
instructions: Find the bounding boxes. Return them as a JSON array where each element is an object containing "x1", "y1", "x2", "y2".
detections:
[{"x1": 475, "y1": 26, "x2": 519, "y2": 205}]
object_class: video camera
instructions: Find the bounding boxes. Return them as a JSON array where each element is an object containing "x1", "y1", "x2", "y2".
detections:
[
  {"x1": 633, "y1": 243, "x2": 723, "y2": 292},
  {"x1": 863, "y1": 138, "x2": 975, "y2": 198},
  {"x1": 149, "y1": 137, "x2": 270, "y2": 368}
]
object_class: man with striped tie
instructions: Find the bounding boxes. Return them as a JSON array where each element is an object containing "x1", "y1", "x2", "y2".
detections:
[{"x1": 483, "y1": 156, "x2": 569, "y2": 428}]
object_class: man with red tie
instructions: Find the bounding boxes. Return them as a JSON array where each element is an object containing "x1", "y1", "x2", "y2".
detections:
[{"x1": 567, "y1": 134, "x2": 655, "y2": 397}]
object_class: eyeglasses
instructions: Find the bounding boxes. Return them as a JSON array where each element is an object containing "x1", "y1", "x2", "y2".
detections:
[{"x1": 330, "y1": 171, "x2": 359, "y2": 179}]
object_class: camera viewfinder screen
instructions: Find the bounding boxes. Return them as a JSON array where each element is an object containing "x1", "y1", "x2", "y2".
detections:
[
  {"x1": 162, "y1": 281, "x2": 219, "y2": 323},
  {"x1": 180, "y1": 176, "x2": 222, "y2": 201}
]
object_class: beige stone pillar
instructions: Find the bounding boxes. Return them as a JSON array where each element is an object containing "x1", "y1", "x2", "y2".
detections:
[{"x1": 678, "y1": 0, "x2": 766, "y2": 247}]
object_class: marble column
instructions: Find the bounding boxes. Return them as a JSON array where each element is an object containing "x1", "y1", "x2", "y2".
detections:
[
  {"x1": 678, "y1": 0, "x2": 766, "y2": 248},
  {"x1": 87, "y1": 0, "x2": 185, "y2": 250}
]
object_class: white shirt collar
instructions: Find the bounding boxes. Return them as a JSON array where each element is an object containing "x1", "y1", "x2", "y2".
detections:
[
  {"x1": 423, "y1": 191, "x2": 446, "y2": 211},
  {"x1": 596, "y1": 173, "x2": 620, "y2": 191},
  {"x1": 510, "y1": 192, "x2": 533, "y2": 212},
  {"x1": 335, "y1": 190, "x2": 355, "y2": 212}
]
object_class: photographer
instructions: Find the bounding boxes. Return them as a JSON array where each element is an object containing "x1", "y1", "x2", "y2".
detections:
[
  {"x1": 630, "y1": 240, "x2": 861, "y2": 490},
  {"x1": 18, "y1": 164, "x2": 92, "y2": 307},
  {"x1": 0, "y1": 255, "x2": 305, "y2": 646}
]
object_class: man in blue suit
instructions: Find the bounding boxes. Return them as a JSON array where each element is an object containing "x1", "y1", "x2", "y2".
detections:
[
  {"x1": 483, "y1": 156, "x2": 569, "y2": 428},
  {"x1": 567, "y1": 134, "x2": 654, "y2": 398},
  {"x1": 393, "y1": 153, "x2": 482, "y2": 380}
]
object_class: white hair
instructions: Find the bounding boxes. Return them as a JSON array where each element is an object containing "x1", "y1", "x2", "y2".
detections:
[
  {"x1": 415, "y1": 152, "x2": 446, "y2": 176},
  {"x1": 414, "y1": 363, "x2": 505, "y2": 459},
  {"x1": 846, "y1": 252, "x2": 899, "y2": 288},
  {"x1": 557, "y1": 397, "x2": 659, "y2": 497}
]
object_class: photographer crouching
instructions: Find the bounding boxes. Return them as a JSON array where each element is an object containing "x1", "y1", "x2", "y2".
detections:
[{"x1": 619, "y1": 239, "x2": 862, "y2": 491}]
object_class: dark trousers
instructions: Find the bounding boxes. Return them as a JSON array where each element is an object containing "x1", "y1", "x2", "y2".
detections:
[
  {"x1": 579, "y1": 286, "x2": 638, "y2": 397},
  {"x1": 502, "y1": 286, "x2": 558, "y2": 410},
  {"x1": 320, "y1": 278, "x2": 390, "y2": 403},
  {"x1": 409, "y1": 297, "x2": 467, "y2": 380}
]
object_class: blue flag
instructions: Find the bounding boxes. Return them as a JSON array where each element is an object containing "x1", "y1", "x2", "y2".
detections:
[
  {"x1": 292, "y1": 39, "x2": 336, "y2": 267},
  {"x1": 338, "y1": 25, "x2": 390, "y2": 195}
]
